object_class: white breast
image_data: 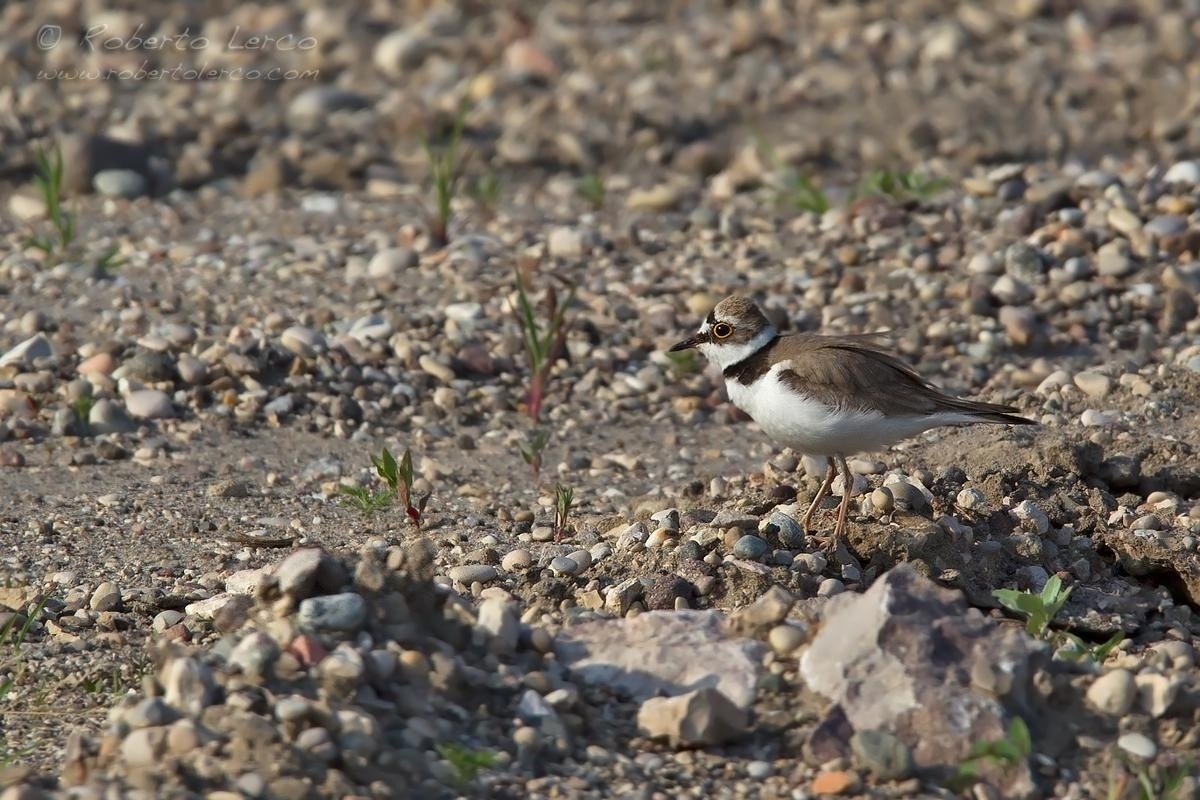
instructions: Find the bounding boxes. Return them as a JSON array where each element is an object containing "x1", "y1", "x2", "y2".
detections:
[{"x1": 725, "y1": 364, "x2": 977, "y2": 457}]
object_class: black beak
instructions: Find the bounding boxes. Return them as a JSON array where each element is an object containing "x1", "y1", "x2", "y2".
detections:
[{"x1": 669, "y1": 334, "x2": 705, "y2": 352}]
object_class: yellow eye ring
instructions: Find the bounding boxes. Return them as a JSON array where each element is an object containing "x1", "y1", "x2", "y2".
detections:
[{"x1": 712, "y1": 322, "x2": 733, "y2": 339}]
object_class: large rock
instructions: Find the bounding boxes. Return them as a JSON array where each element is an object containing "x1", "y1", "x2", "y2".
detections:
[
  {"x1": 555, "y1": 610, "x2": 763, "y2": 709},
  {"x1": 799, "y1": 565, "x2": 1042, "y2": 797}
]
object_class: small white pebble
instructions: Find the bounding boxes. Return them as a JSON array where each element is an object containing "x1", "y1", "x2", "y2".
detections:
[{"x1": 956, "y1": 487, "x2": 987, "y2": 513}]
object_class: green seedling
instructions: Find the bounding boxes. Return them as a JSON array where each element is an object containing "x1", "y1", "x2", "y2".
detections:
[
  {"x1": 948, "y1": 716, "x2": 1032, "y2": 790},
  {"x1": 775, "y1": 168, "x2": 830, "y2": 213},
  {"x1": 436, "y1": 742, "x2": 496, "y2": 789},
  {"x1": 1, "y1": 596, "x2": 48, "y2": 702},
  {"x1": 371, "y1": 447, "x2": 428, "y2": 531},
  {"x1": 519, "y1": 428, "x2": 551, "y2": 477},
  {"x1": 753, "y1": 131, "x2": 830, "y2": 214},
  {"x1": 340, "y1": 447, "x2": 428, "y2": 528},
  {"x1": 855, "y1": 168, "x2": 950, "y2": 202},
  {"x1": 423, "y1": 98, "x2": 471, "y2": 248},
  {"x1": 470, "y1": 174, "x2": 501, "y2": 214},
  {"x1": 994, "y1": 575, "x2": 1124, "y2": 662},
  {"x1": 513, "y1": 264, "x2": 574, "y2": 422},
  {"x1": 666, "y1": 348, "x2": 702, "y2": 378},
  {"x1": 94, "y1": 244, "x2": 124, "y2": 277},
  {"x1": 994, "y1": 575, "x2": 1072, "y2": 639},
  {"x1": 25, "y1": 146, "x2": 76, "y2": 256},
  {"x1": 1108, "y1": 757, "x2": 1193, "y2": 800},
  {"x1": 554, "y1": 484, "x2": 574, "y2": 543},
  {"x1": 338, "y1": 484, "x2": 392, "y2": 516},
  {"x1": 70, "y1": 395, "x2": 95, "y2": 425},
  {"x1": 577, "y1": 173, "x2": 605, "y2": 209}
]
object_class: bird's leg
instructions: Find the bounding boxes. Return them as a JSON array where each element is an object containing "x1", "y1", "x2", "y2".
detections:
[
  {"x1": 833, "y1": 454, "x2": 853, "y2": 546},
  {"x1": 812, "y1": 454, "x2": 856, "y2": 555},
  {"x1": 801, "y1": 456, "x2": 836, "y2": 535}
]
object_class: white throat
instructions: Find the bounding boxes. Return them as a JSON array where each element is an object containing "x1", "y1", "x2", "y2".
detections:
[{"x1": 696, "y1": 323, "x2": 777, "y2": 372}]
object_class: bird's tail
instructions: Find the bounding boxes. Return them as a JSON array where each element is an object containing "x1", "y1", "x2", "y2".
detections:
[{"x1": 938, "y1": 396, "x2": 1036, "y2": 425}]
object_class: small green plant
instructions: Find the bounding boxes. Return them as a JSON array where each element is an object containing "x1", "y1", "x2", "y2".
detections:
[
  {"x1": 424, "y1": 98, "x2": 471, "y2": 248},
  {"x1": 1, "y1": 597, "x2": 45, "y2": 649},
  {"x1": 776, "y1": 169, "x2": 830, "y2": 213},
  {"x1": 1108, "y1": 757, "x2": 1193, "y2": 800},
  {"x1": 994, "y1": 575, "x2": 1072, "y2": 639},
  {"x1": 372, "y1": 447, "x2": 428, "y2": 531},
  {"x1": 1, "y1": 596, "x2": 48, "y2": 702},
  {"x1": 577, "y1": 173, "x2": 606, "y2": 209},
  {"x1": 70, "y1": 395, "x2": 95, "y2": 425},
  {"x1": 553, "y1": 484, "x2": 574, "y2": 543},
  {"x1": 948, "y1": 717, "x2": 1032, "y2": 790},
  {"x1": 512, "y1": 263, "x2": 574, "y2": 422},
  {"x1": 25, "y1": 146, "x2": 76, "y2": 256},
  {"x1": 470, "y1": 174, "x2": 501, "y2": 214},
  {"x1": 94, "y1": 243, "x2": 124, "y2": 277},
  {"x1": 754, "y1": 132, "x2": 830, "y2": 214},
  {"x1": 993, "y1": 575, "x2": 1124, "y2": 662},
  {"x1": 665, "y1": 348, "x2": 702, "y2": 378},
  {"x1": 436, "y1": 742, "x2": 496, "y2": 789},
  {"x1": 340, "y1": 447, "x2": 428, "y2": 529},
  {"x1": 854, "y1": 168, "x2": 950, "y2": 202},
  {"x1": 81, "y1": 667, "x2": 125, "y2": 696},
  {"x1": 519, "y1": 428, "x2": 551, "y2": 477},
  {"x1": 338, "y1": 484, "x2": 393, "y2": 515}
]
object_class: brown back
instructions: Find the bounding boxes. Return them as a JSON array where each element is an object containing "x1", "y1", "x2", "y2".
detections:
[{"x1": 725, "y1": 333, "x2": 1032, "y2": 423}]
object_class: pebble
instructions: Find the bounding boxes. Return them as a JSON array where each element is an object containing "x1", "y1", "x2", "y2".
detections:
[
  {"x1": 297, "y1": 593, "x2": 367, "y2": 632},
  {"x1": 0, "y1": 334, "x2": 53, "y2": 368},
  {"x1": 152, "y1": 610, "x2": 184, "y2": 633},
  {"x1": 373, "y1": 30, "x2": 431, "y2": 77},
  {"x1": 549, "y1": 556, "x2": 580, "y2": 576},
  {"x1": 1163, "y1": 160, "x2": 1200, "y2": 184},
  {"x1": 280, "y1": 326, "x2": 326, "y2": 358},
  {"x1": 93, "y1": 169, "x2": 148, "y2": 199},
  {"x1": 817, "y1": 578, "x2": 845, "y2": 597},
  {"x1": 501, "y1": 549, "x2": 532, "y2": 572},
  {"x1": 1073, "y1": 370, "x2": 1112, "y2": 399},
  {"x1": 476, "y1": 597, "x2": 519, "y2": 656},
  {"x1": 1080, "y1": 409, "x2": 1117, "y2": 427},
  {"x1": 768, "y1": 513, "x2": 806, "y2": 551},
  {"x1": 1116, "y1": 732, "x2": 1157, "y2": 760},
  {"x1": 125, "y1": 390, "x2": 174, "y2": 420},
  {"x1": 1011, "y1": 500, "x2": 1050, "y2": 535},
  {"x1": 1135, "y1": 672, "x2": 1180, "y2": 718},
  {"x1": 1087, "y1": 669, "x2": 1136, "y2": 716},
  {"x1": 89, "y1": 582, "x2": 122, "y2": 612},
  {"x1": 991, "y1": 275, "x2": 1034, "y2": 305},
  {"x1": 955, "y1": 487, "x2": 987, "y2": 513},
  {"x1": 566, "y1": 549, "x2": 593, "y2": 571},
  {"x1": 850, "y1": 729, "x2": 913, "y2": 781},
  {"x1": 767, "y1": 624, "x2": 807, "y2": 655},
  {"x1": 732, "y1": 534, "x2": 769, "y2": 560},
  {"x1": 367, "y1": 247, "x2": 418, "y2": 277},
  {"x1": 547, "y1": 227, "x2": 586, "y2": 258},
  {"x1": 447, "y1": 565, "x2": 498, "y2": 584},
  {"x1": 287, "y1": 86, "x2": 368, "y2": 124}
]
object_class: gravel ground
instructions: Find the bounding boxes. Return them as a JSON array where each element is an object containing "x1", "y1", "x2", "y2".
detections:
[{"x1": 2, "y1": 1, "x2": 1200, "y2": 799}]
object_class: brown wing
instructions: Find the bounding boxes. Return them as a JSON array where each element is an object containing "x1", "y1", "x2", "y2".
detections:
[{"x1": 776, "y1": 334, "x2": 1032, "y2": 423}]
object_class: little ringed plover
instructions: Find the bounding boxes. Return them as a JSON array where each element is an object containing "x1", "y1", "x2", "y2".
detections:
[{"x1": 671, "y1": 295, "x2": 1035, "y2": 551}]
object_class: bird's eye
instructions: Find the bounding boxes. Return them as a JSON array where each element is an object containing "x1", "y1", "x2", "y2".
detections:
[{"x1": 712, "y1": 322, "x2": 733, "y2": 340}]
